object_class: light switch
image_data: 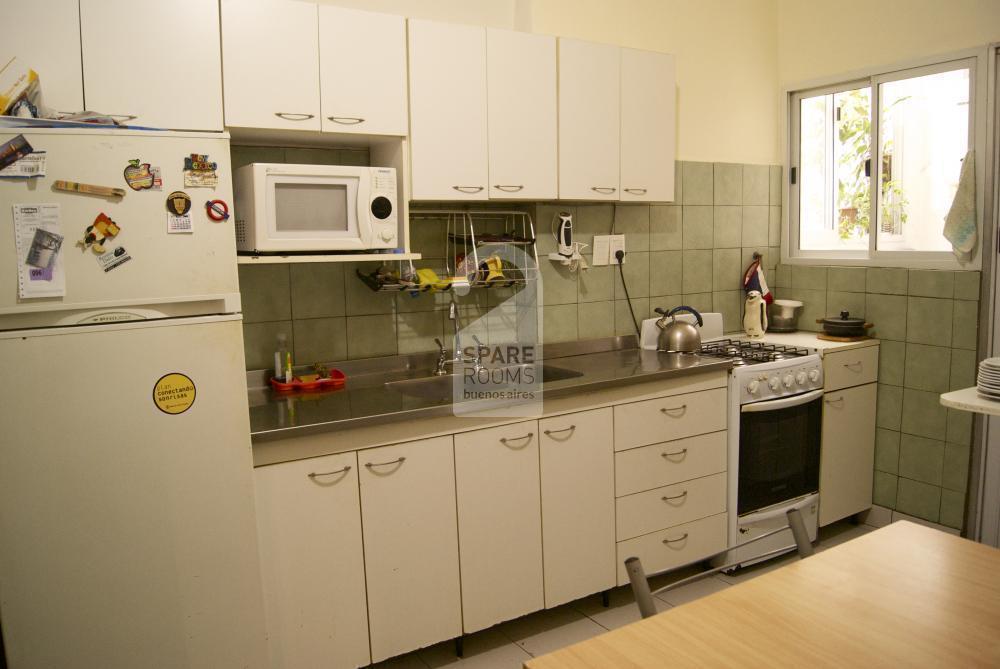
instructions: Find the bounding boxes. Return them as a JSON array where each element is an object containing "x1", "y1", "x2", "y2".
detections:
[{"x1": 592, "y1": 235, "x2": 611, "y2": 266}]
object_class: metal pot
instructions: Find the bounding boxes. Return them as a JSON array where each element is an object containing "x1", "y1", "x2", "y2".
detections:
[
  {"x1": 818, "y1": 310, "x2": 870, "y2": 337},
  {"x1": 768, "y1": 299, "x2": 803, "y2": 332},
  {"x1": 653, "y1": 306, "x2": 703, "y2": 353}
]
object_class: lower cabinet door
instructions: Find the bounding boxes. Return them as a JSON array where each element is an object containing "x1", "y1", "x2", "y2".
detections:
[
  {"x1": 454, "y1": 421, "x2": 544, "y2": 632},
  {"x1": 254, "y1": 451, "x2": 370, "y2": 669},
  {"x1": 539, "y1": 408, "x2": 616, "y2": 607},
  {"x1": 360, "y1": 436, "x2": 462, "y2": 662},
  {"x1": 819, "y1": 382, "x2": 877, "y2": 526}
]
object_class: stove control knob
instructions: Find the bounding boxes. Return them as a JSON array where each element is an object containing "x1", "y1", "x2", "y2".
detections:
[
  {"x1": 768, "y1": 377, "x2": 781, "y2": 391},
  {"x1": 808, "y1": 369, "x2": 820, "y2": 383},
  {"x1": 747, "y1": 379, "x2": 760, "y2": 394},
  {"x1": 783, "y1": 374, "x2": 794, "y2": 388},
  {"x1": 795, "y1": 371, "x2": 807, "y2": 385}
]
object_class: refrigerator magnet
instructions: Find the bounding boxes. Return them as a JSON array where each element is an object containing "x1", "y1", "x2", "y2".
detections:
[
  {"x1": 183, "y1": 153, "x2": 218, "y2": 188},
  {"x1": 153, "y1": 372, "x2": 196, "y2": 415},
  {"x1": 123, "y1": 159, "x2": 161, "y2": 191},
  {"x1": 96, "y1": 245, "x2": 132, "y2": 272},
  {"x1": 77, "y1": 212, "x2": 120, "y2": 254},
  {"x1": 205, "y1": 199, "x2": 229, "y2": 221},
  {"x1": 166, "y1": 190, "x2": 191, "y2": 215}
]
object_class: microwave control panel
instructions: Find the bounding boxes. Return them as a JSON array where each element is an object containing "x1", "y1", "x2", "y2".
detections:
[{"x1": 370, "y1": 168, "x2": 398, "y2": 245}]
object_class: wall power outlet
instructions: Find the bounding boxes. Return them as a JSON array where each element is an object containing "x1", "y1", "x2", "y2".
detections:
[
  {"x1": 608, "y1": 234, "x2": 626, "y2": 263},
  {"x1": 592, "y1": 234, "x2": 626, "y2": 266}
]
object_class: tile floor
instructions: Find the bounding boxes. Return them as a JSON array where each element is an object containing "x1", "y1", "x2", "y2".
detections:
[{"x1": 371, "y1": 520, "x2": 877, "y2": 668}]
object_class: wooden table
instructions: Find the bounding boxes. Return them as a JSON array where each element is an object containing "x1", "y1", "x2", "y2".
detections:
[{"x1": 526, "y1": 522, "x2": 1000, "y2": 668}]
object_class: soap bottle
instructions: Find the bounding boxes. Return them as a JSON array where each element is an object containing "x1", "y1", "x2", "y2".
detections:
[{"x1": 274, "y1": 333, "x2": 288, "y2": 380}]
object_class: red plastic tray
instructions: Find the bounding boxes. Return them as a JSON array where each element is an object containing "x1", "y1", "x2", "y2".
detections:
[{"x1": 269, "y1": 369, "x2": 345, "y2": 392}]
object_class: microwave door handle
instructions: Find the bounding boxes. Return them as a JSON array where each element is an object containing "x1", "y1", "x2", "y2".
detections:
[{"x1": 741, "y1": 389, "x2": 824, "y2": 413}]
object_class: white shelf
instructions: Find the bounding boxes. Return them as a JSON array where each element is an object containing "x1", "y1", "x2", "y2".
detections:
[
  {"x1": 940, "y1": 387, "x2": 1000, "y2": 416},
  {"x1": 237, "y1": 252, "x2": 421, "y2": 265}
]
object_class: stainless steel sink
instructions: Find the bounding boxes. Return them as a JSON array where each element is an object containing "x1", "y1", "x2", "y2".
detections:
[{"x1": 385, "y1": 364, "x2": 583, "y2": 400}]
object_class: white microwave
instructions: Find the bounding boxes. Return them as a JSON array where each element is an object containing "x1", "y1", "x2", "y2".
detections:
[{"x1": 233, "y1": 163, "x2": 398, "y2": 253}]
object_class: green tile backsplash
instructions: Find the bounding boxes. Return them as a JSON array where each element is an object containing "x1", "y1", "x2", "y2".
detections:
[{"x1": 236, "y1": 157, "x2": 980, "y2": 532}]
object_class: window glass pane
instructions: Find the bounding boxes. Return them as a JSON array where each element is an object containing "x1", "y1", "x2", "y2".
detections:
[
  {"x1": 798, "y1": 87, "x2": 870, "y2": 251},
  {"x1": 877, "y1": 67, "x2": 970, "y2": 252}
]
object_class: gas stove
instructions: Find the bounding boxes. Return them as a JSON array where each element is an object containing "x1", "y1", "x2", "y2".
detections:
[{"x1": 698, "y1": 338, "x2": 816, "y2": 366}]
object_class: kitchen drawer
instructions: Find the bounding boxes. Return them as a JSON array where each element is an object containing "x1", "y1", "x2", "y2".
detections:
[
  {"x1": 613, "y1": 387, "x2": 727, "y2": 451},
  {"x1": 615, "y1": 431, "x2": 727, "y2": 497},
  {"x1": 824, "y1": 345, "x2": 879, "y2": 392},
  {"x1": 616, "y1": 512, "x2": 728, "y2": 586},
  {"x1": 615, "y1": 472, "x2": 727, "y2": 541}
]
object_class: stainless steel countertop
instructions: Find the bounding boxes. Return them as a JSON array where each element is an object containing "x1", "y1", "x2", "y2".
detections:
[{"x1": 248, "y1": 337, "x2": 732, "y2": 443}]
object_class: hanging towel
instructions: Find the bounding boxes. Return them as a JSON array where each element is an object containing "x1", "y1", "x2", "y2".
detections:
[
  {"x1": 944, "y1": 150, "x2": 977, "y2": 263},
  {"x1": 742, "y1": 256, "x2": 772, "y2": 304}
]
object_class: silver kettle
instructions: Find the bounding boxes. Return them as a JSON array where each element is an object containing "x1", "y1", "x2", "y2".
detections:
[{"x1": 653, "y1": 306, "x2": 703, "y2": 353}]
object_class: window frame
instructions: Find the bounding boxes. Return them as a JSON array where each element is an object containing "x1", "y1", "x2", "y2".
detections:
[{"x1": 784, "y1": 48, "x2": 989, "y2": 270}]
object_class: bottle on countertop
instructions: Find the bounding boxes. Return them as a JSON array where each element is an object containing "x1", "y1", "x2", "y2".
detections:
[{"x1": 274, "y1": 333, "x2": 288, "y2": 380}]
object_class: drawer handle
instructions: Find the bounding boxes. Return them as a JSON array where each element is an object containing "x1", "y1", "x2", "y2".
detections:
[
  {"x1": 494, "y1": 185, "x2": 524, "y2": 192},
  {"x1": 500, "y1": 432, "x2": 534, "y2": 448},
  {"x1": 365, "y1": 457, "x2": 406, "y2": 468},
  {"x1": 843, "y1": 361, "x2": 863, "y2": 371},
  {"x1": 662, "y1": 533, "x2": 689, "y2": 544},
  {"x1": 275, "y1": 112, "x2": 315, "y2": 121},
  {"x1": 825, "y1": 396, "x2": 844, "y2": 405},
  {"x1": 624, "y1": 187, "x2": 647, "y2": 195},
  {"x1": 661, "y1": 448, "x2": 688, "y2": 459},
  {"x1": 452, "y1": 185, "x2": 484, "y2": 193},
  {"x1": 661, "y1": 491, "x2": 688, "y2": 502},
  {"x1": 543, "y1": 425, "x2": 575, "y2": 437},
  {"x1": 660, "y1": 404, "x2": 688, "y2": 416},
  {"x1": 307, "y1": 466, "x2": 351, "y2": 479},
  {"x1": 590, "y1": 186, "x2": 617, "y2": 194},
  {"x1": 327, "y1": 116, "x2": 365, "y2": 124}
]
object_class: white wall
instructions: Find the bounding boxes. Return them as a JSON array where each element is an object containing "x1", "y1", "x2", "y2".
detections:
[{"x1": 777, "y1": 0, "x2": 1000, "y2": 87}]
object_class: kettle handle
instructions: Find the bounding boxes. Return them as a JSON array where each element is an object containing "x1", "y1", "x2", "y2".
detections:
[{"x1": 667, "y1": 305, "x2": 703, "y2": 327}]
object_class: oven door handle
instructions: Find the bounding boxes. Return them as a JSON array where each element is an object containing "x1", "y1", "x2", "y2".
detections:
[{"x1": 741, "y1": 389, "x2": 824, "y2": 413}]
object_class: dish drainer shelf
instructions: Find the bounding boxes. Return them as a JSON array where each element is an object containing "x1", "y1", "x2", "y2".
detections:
[{"x1": 357, "y1": 210, "x2": 539, "y2": 293}]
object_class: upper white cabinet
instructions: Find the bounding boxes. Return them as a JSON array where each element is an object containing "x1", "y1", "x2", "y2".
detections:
[
  {"x1": 254, "y1": 452, "x2": 370, "y2": 669},
  {"x1": 486, "y1": 28, "x2": 558, "y2": 200},
  {"x1": 558, "y1": 38, "x2": 621, "y2": 200},
  {"x1": 620, "y1": 47, "x2": 676, "y2": 201},
  {"x1": 0, "y1": 0, "x2": 83, "y2": 113},
  {"x1": 454, "y1": 422, "x2": 544, "y2": 633},
  {"x1": 318, "y1": 6, "x2": 408, "y2": 135},
  {"x1": 359, "y1": 436, "x2": 462, "y2": 662},
  {"x1": 408, "y1": 19, "x2": 489, "y2": 200},
  {"x1": 80, "y1": 0, "x2": 222, "y2": 130},
  {"x1": 221, "y1": 0, "x2": 321, "y2": 131}
]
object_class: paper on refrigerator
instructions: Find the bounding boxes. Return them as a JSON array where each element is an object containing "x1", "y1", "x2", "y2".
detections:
[{"x1": 13, "y1": 203, "x2": 66, "y2": 298}]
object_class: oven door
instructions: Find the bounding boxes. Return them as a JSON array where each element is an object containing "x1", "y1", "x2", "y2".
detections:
[{"x1": 738, "y1": 389, "x2": 822, "y2": 516}]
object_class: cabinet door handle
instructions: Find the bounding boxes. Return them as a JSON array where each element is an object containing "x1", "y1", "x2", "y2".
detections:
[
  {"x1": 500, "y1": 432, "x2": 534, "y2": 448},
  {"x1": 843, "y1": 361, "x2": 863, "y2": 371},
  {"x1": 661, "y1": 448, "x2": 688, "y2": 459},
  {"x1": 308, "y1": 466, "x2": 351, "y2": 479},
  {"x1": 543, "y1": 425, "x2": 575, "y2": 436},
  {"x1": 452, "y1": 186, "x2": 484, "y2": 193},
  {"x1": 660, "y1": 404, "x2": 688, "y2": 416},
  {"x1": 365, "y1": 457, "x2": 406, "y2": 468},
  {"x1": 493, "y1": 185, "x2": 524, "y2": 192},
  {"x1": 662, "y1": 532, "x2": 689, "y2": 544},
  {"x1": 275, "y1": 112, "x2": 315, "y2": 121},
  {"x1": 327, "y1": 116, "x2": 365, "y2": 124},
  {"x1": 590, "y1": 186, "x2": 617, "y2": 194},
  {"x1": 624, "y1": 188, "x2": 647, "y2": 195},
  {"x1": 661, "y1": 490, "x2": 688, "y2": 502},
  {"x1": 824, "y1": 396, "x2": 844, "y2": 405}
]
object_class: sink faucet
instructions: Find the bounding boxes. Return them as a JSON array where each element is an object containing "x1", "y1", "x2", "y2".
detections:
[
  {"x1": 433, "y1": 338, "x2": 449, "y2": 376},
  {"x1": 448, "y1": 299, "x2": 463, "y2": 362},
  {"x1": 470, "y1": 335, "x2": 486, "y2": 373}
]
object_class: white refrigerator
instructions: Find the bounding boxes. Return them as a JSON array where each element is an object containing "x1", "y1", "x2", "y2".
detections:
[{"x1": 0, "y1": 129, "x2": 267, "y2": 668}]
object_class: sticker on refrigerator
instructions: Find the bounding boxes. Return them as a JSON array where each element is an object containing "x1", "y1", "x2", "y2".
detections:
[
  {"x1": 153, "y1": 373, "x2": 197, "y2": 415},
  {"x1": 0, "y1": 150, "x2": 46, "y2": 178},
  {"x1": 0, "y1": 134, "x2": 32, "y2": 171},
  {"x1": 12, "y1": 203, "x2": 66, "y2": 298},
  {"x1": 96, "y1": 245, "x2": 132, "y2": 272},
  {"x1": 123, "y1": 159, "x2": 162, "y2": 191},
  {"x1": 183, "y1": 153, "x2": 218, "y2": 188}
]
